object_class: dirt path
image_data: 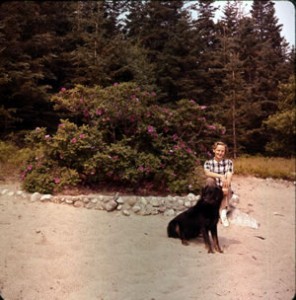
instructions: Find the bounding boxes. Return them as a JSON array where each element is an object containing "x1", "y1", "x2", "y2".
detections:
[{"x1": 0, "y1": 176, "x2": 295, "y2": 300}]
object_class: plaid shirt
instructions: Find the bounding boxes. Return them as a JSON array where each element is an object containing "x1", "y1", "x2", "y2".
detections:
[{"x1": 204, "y1": 159, "x2": 234, "y2": 187}]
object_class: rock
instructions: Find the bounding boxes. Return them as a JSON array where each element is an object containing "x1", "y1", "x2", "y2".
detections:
[
  {"x1": 127, "y1": 196, "x2": 138, "y2": 206},
  {"x1": 30, "y1": 192, "x2": 42, "y2": 202},
  {"x1": 7, "y1": 191, "x2": 15, "y2": 196},
  {"x1": 82, "y1": 197, "x2": 90, "y2": 203},
  {"x1": 158, "y1": 206, "x2": 166, "y2": 213},
  {"x1": 116, "y1": 196, "x2": 124, "y2": 204},
  {"x1": 74, "y1": 200, "x2": 84, "y2": 208},
  {"x1": 184, "y1": 201, "x2": 191, "y2": 208},
  {"x1": 122, "y1": 209, "x2": 130, "y2": 216},
  {"x1": 94, "y1": 202, "x2": 104, "y2": 210},
  {"x1": 164, "y1": 209, "x2": 175, "y2": 217},
  {"x1": 85, "y1": 202, "x2": 95, "y2": 209},
  {"x1": 104, "y1": 200, "x2": 118, "y2": 212},
  {"x1": 139, "y1": 197, "x2": 148, "y2": 205},
  {"x1": 132, "y1": 205, "x2": 141, "y2": 213},
  {"x1": 187, "y1": 193, "x2": 196, "y2": 201},
  {"x1": 40, "y1": 194, "x2": 53, "y2": 201},
  {"x1": 65, "y1": 199, "x2": 73, "y2": 204},
  {"x1": 177, "y1": 199, "x2": 184, "y2": 206},
  {"x1": 149, "y1": 197, "x2": 160, "y2": 207}
]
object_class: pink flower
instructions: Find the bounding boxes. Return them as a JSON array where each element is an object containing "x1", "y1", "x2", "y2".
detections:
[
  {"x1": 54, "y1": 178, "x2": 61, "y2": 184},
  {"x1": 96, "y1": 108, "x2": 103, "y2": 116},
  {"x1": 71, "y1": 137, "x2": 77, "y2": 143},
  {"x1": 83, "y1": 109, "x2": 89, "y2": 118},
  {"x1": 45, "y1": 134, "x2": 51, "y2": 139},
  {"x1": 27, "y1": 165, "x2": 33, "y2": 171},
  {"x1": 207, "y1": 125, "x2": 216, "y2": 131},
  {"x1": 60, "y1": 87, "x2": 66, "y2": 92},
  {"x1": 186, "y1": 147, "x2": 193, "y2": 154},
  {"x1": 138, "y1": 166, "x2": 145, "y2": 172},
  {"x1": 58, "y1": 123, "x2": 65, "y2": 128},
  {"x1": 172, "y1": 134, "x2": 179, "y2": 141},
  {"x1": 79, "y1": 134, "x2": 85, "y2": 139},
  {"x1": 147, "y1": 125, "x2": 155, "y2": 133},
  {"x1": 113, "y1": 82, "x2": 119, "y2": 86},
  {"x1": 200, "y1": 105, "x2": 207, "y2": 110}
]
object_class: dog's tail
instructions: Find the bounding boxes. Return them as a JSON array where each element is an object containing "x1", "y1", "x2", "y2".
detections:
[{"x1": 167, "y1": 220, "x2": 180, "y2": 238}]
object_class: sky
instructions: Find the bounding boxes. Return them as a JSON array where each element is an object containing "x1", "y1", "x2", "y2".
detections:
[{"x1": 213, "y1": 0, "x2": 295, "y2": 47}]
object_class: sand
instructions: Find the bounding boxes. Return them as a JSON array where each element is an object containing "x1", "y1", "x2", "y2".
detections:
[{"x1": 0, "y1": 176, "x2": 295, "y2": 300}]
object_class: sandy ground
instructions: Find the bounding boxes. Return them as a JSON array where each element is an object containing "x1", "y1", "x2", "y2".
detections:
[{"x1": 0, "y1": 176, "x2": 295, "y2": 300}]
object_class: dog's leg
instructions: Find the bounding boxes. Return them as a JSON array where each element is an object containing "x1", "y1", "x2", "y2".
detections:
[
  {"x1": 181, "y1": 239, "x2": 190, "y2": 246},
  {"x1": 201, "y1": 228, "x2": 214, "y2": 253},
  {"x1": 174, "y1": 223, "x2": 189, "y2": 245},
  {"x1": 211, "y1": 226, "x2": 223, "y2": 253}
]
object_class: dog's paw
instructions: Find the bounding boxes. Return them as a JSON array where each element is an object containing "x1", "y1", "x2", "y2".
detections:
[{"x1": 181, "y1": 239, "x2": 189, "y2": 246}]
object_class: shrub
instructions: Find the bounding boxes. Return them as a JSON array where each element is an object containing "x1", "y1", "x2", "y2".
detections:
[{"x1": 21, "y1": 82, "x2": 225, "y2": 194}]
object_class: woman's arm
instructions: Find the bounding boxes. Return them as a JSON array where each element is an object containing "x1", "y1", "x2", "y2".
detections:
[{"x1": 204, "y1": 169, "x2": 224, "y2": 180}]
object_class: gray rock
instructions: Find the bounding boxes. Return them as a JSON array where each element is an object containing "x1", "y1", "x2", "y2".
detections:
[
  {"x1": 127, "y1": 196, "x2": 138, "y2": 206},
  {"x1": 30, "y1": 192, "x2": 42, "y2": 202},
  {"x1": 40, "y1": 194, "x2": 53, "y2": 201},
  {"x1": 116, "y1": 196, "x2": 124, "y2": 204},
  {"x1": 132, "y1": 205, "x2": 141, "y2": 213},
  {"x1": 164, "y1": 209, "x2": 175, "y2": 217},
  {"x1": 122, "y1": 209, "x2": 130, "y2": 216},
  {"x1": 104, "y1": 200, "x2": 118, "y2": 212},
  {"x1": 74, "y1": 200, "x2": 84, "y2": 208},
  {"x1": 184, "y1": 201, "x2": 191, "y2": 208}
]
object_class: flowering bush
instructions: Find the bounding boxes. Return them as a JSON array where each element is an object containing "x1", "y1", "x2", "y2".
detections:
[{"x1": 22, "y1": 82, "x2": 225, "y2": 194}]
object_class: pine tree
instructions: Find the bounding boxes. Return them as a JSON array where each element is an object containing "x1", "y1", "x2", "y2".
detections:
[
  {"x1": 0, "y1": 2, "x2": 60, "y2": 134},
  {"x1": 190, "y1": 0, "x2": 223, "y2": 106},
  {"x1": 124, "y1": 0, "x2": 197, "y2": 102},
  {"x1": 245, "y1": 0, "x2": 291, "y2": 153}
]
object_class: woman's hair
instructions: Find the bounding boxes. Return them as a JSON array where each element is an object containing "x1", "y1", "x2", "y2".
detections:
[{"x1": 212, "y1": 141, "x2": 228, "y2": 153}]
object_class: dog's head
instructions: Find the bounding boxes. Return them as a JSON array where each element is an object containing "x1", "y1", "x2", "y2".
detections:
[{"x1": 201, "y1": 185, "x2": 224, "y2": 206}]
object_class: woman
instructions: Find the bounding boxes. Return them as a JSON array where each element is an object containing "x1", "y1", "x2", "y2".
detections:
[{"x1": 204, "y1": 141, "x2": 233, "y2": 227}]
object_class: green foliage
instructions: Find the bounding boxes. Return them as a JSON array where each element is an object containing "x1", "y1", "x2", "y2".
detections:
[
  {"x1": 21, "y1": 83, "x2": 224, "y2": 194},
  {"x1": 0, "y1": 140, "x2": 33, "y2": 180},
  {"x1": 264, "y1": 75, "x2": 296, "y2": 156}
]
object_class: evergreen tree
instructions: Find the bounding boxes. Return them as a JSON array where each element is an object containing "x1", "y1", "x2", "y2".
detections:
[
  {"x1": 124, "y1": 0, "x2": 197, "y2": 102},
  {"x1": 0, "y1": 2, "x2": 60, "y2": 135},
  {"x1": 264, "y1": 75, "x2": 295, "y2": 156},
  {"x1": 246, "y1": 0, "x2": 290, "y2": 153},
  {"x1": 191, "y1": 0, "x2": 221, "y2": 106},
  {"x1": 213, "y1": 1, "x2": 250, "y2": 156}
]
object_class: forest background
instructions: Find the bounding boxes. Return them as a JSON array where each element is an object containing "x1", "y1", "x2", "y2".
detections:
[{"x1": 0, "y1": 0, "x2": 295, "y2": 195}]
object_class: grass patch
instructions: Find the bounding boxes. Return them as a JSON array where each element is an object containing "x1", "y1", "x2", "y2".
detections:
[
  {"x1": 0, "y1": 141, "x2": 32, "y2": 181},
  {"x1": 234, "y1": 156, "x2": 295, "y2": 181}
]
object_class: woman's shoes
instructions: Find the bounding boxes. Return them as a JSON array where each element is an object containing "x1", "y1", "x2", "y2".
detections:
[{"x1": 220, "y1": 209, "x2": 230, "y2": 227}]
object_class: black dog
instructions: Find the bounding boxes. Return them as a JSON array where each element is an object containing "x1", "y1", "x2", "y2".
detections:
[{"x1": 167, "y1": 183, "x2": 224, "y2": 253}]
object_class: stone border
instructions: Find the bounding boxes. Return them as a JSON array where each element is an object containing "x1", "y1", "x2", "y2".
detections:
[{"x1": 0, "y1": 188, "x2": 201, "y2": 217}]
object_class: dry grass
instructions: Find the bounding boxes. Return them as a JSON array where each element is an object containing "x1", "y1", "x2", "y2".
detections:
[{"x1": 234, "y1": 156, "x2": 295, "y2": 181}]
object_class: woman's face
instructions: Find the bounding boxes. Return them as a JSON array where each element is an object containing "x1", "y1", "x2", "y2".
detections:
[{"x1": 213, "y1": 145, "x2": 226, "y2": 161}]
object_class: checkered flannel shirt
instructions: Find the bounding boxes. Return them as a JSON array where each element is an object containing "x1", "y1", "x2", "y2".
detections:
[{"x1": 204, "y1": 159, "x2": 234, "y2": 187}]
